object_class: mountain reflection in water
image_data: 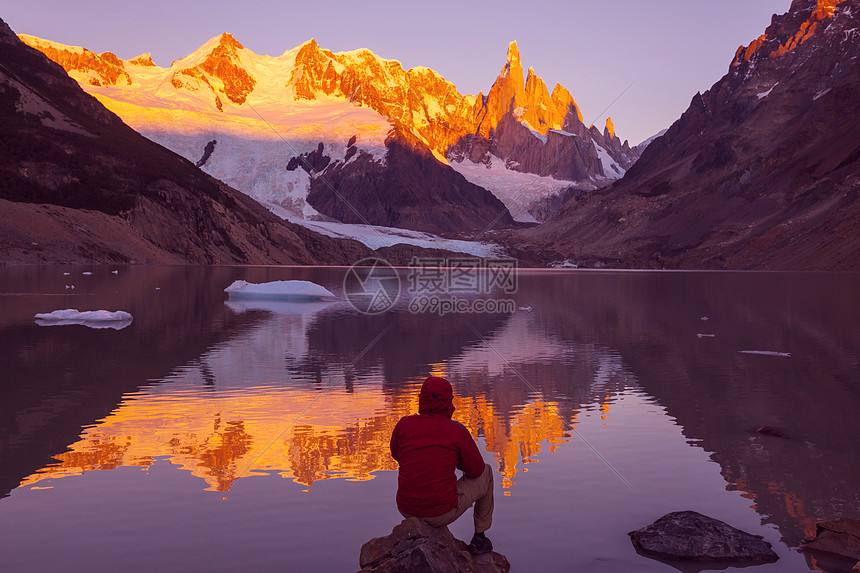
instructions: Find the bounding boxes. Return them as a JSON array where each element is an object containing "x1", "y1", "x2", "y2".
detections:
[
  {"x1": 1, "y1": 266, "x2": 858, "y2": 572},
  {"x1": 18, "y1": 300, "x2": 625, "y2": 495}
]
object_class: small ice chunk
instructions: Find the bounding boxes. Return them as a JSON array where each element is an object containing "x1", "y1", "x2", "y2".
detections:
[
  {"x1": 63, "y1": 272, "x2": 71, "y2": 276},
  {"x1": 81, "y1": 272, "x2": 93, "y2": 276},
  {"x1": 111, "y1": 270, "x2": 119, "y2": 275},
  {"x1": 225, "y1": 280, "x2": 335, "y2": 301},
  {"x1": 738, "y1": 350, "x2": 791, "y2": 357},
  {"x1": 35, "y1": 309, "x2": 132, "y2": 321},
  {"x1": 697, "y1": 334, "x2": 716, "y2": 338},
  {"x1": 700, "y1": 316, "x2": 709, "y2": 321},
  {"x1": 518, "y1": 305, "x2": 533, "y2": 312},
  {"x1": 34, "y1": 308, "x2": 133, "y2": 330}
]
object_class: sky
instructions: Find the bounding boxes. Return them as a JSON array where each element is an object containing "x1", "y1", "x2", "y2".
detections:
[{"x1": 4, "y1": 0, "x2": 789, "y2": 144}]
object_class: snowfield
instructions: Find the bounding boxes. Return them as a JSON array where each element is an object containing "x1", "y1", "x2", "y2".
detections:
[{"x1": 450, "y1": 155, "x2": 589, "y2": 223}]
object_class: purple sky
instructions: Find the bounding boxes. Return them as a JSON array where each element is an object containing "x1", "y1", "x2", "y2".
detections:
[{"x1": 5, "y1": 0, "x2": 788, "y2": 144}]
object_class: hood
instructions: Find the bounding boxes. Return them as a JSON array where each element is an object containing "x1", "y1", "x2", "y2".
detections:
[{"x1": 418, "y1": 376, "x2": 455, "y2": 418}]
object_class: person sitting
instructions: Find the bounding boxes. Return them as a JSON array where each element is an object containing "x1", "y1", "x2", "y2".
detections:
[{"x1": 389, "y1": 376, "x2": 495, "y2": 555}]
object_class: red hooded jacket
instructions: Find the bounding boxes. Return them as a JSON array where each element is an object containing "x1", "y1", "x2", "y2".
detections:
[{"x1": 390, "y1": 377, "x2": 486, "y2": 517}]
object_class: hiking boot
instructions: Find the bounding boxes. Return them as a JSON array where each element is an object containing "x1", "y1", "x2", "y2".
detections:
[{"x1": 468, "y1": 532, "x2": 493, "y2": 555}]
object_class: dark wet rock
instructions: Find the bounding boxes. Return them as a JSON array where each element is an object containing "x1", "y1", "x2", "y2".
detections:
[
  {"x1": 853, "y1": 560, "x2": 860, "y2": 572},
  {"x1": 629, "y1": 511, "x2": 778, "y2": 564},
  {"x1": 196, "y1": 139, "x2": 217, "y2": 167},
  {"x1": 357, "y1": 517, "x2": 509, "y2": 573},
  {"x1": 801, "y1": 518, "x2": 860, "y2": 562},
  {"x1": 755, "y1": 426, "x2": 789, "y2": 439},
  {"x1": 286, "y1": 142, "x2": 331, "y2": 174}
]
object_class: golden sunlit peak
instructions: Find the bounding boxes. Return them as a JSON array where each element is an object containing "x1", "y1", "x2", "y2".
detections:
[
  {"x1": 506, "y1": 41, "x2": 520, "y2": 63},
  {"x1": 605, "y1": 117, "x2": 616, "y2": 139}
]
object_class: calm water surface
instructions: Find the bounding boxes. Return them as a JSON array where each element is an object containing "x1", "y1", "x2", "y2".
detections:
[{"x1": 1, "y1": 266, "x2": 858, "y2": 572}]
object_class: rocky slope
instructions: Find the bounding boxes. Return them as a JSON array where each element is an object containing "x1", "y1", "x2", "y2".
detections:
[
  {"x1": 0, "y1": 18, "x2": 374, "y2": 264},
  {"x1": 304, "y1": 129, "x2": 513, "y2": 232},
  {"x1": 524, "y1": 0, "x2": 860, "y2": 270}
]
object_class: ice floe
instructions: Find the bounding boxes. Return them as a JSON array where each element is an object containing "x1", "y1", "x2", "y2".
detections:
[
  {"x1": 34, "y1": 309, "x2": 133, "y2": 330},
  {"x1": 224, "y1": 280, "x2": 336, "y2": 301},
  {"x1": 738, "y1": 350, "x2": 791, "y2": 357}
]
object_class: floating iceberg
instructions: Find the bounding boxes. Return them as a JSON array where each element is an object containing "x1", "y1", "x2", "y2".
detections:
[
  {"x1": 34, "y1": 309, "x2": 133, "y2": 330},
  {"x1": 224, "y1": 280, "x2": 336, "y2": 301}
]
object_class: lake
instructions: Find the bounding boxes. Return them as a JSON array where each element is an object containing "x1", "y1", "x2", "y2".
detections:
[{"x1": 1, "y1": 265, "x2": 858, "y2": 572}]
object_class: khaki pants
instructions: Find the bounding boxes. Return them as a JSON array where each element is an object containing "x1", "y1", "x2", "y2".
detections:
[{"x1": 401, "y1": 463, "x2": 494, "y2": 533}]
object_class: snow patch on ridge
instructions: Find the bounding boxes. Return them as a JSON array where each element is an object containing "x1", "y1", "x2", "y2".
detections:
[
  {"x1": 593, "y1": 142, "x2": 625, "y2": 179},
  {"x1": 757, "y1": 82, "x2": 778, "y2": 99},
  {"x1": 636, "y1": 129, "x2": 668, "y2": 150},
  {"x1": 813, "y1": 87, "x2": 832, "y2": 100},
  {"x1": 450, "y1": 155, "x2": 583, "y2": 223},
  {"x1": 280, "y1": 213, "x2": 504, "y2": 257}
]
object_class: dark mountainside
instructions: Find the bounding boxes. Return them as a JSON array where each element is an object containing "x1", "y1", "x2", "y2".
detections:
[
  {"x1": 523, "y1": 0, "x2": 860, "y2": 270},
  {"x1": 305, "y1": 128, "x2": 515, "y2": 233},
  {"x1": 0, "y1": 18, "x2": 374, "y2": 265}
]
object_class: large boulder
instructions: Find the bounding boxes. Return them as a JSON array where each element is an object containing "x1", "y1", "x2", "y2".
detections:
[
  {"x1": 801, "y1": 518, "x2": 860, "y2": 563},
  {"x1": 628, "y1": 511, "x2": 778, "y2": 565},
  {"x1": 357, "y1": 518, "x2": 509, "y2": 573}
]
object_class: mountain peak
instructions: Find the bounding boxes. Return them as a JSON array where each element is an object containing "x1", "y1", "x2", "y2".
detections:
[
  {"x1": 216, "y1": 32, "x2": 244, "y2": 51},
  {"x1": 165, "y1": 31, "x2": 255, "y2": 106},
  {"x1": 605, "y1": 117, "x2": 615, "y2": 139},
  {"x1": 732, "y1": 0, "x2": 848, "y2": 67},
  {"x1": 790, "y1": 0, "x2": 842, "y2": 16},
  {"x1": 506, "y1": 41, "x2": 520, "y2": 64},
  {"x1": 128, "y1": 53, "x2": 155, "y2": 67}
]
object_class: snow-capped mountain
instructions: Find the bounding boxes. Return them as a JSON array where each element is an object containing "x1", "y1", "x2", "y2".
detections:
[
  {"x1": 448, "y1": 42, "x2": 639, "y2": 222},
  {"x1": 0, "y1": 20, "x2": 379, "y2": 265},
  {"x1": 526, "y1": 0, "x2": 860, "y2": 270},
  {"x1": 20, "y1": 33, "x2": 638, "y2": 230}
]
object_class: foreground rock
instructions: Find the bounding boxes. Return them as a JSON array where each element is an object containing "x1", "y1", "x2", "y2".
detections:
[
  {"x1": 801, "y1": 518, "x2": 860, "y2": 563},
  {"x1": 358, "y1": 518, "x2": 509, "y2": 573},
  {"x1": 629, "y1": 511, "x2": 778, "y2": 565}
]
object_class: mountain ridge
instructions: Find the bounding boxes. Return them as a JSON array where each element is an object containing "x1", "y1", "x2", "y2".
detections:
[
  {"x1": 0, "y1": 17, "x2": 398, "y2": 265},
  {"x1": 20, "y1": 32, "x2": 638, "y2": 229},
  {"x1": 520, "y1": 0, "x2": 860, "y2": 270}
]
